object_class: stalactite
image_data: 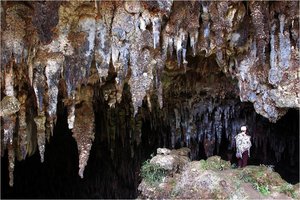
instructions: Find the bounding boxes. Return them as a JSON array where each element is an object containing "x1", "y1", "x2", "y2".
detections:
[
  {"x1": 152, "y1": 15, "x2": 161, "y2": 49},
  {"x1": 33, "y1": 63, "x2": 47, "y2": 162},
  {"x1": 189, "y1": 30, "x2": 199, "y2": 56},
  {"x1": 95, "y1": 2, "x2": 114, "y2": 83},
  {"x1": 78, "y1": 16, "x2": 96, "y2": 81},
  {"x1": 214, "y1": 107, "x2": 223, "y2": 154},
  {"x1": 67, "y1": 100, "x2": 76, "y2": 130},
  {"x1": 278, "y1": 14, "x2": 291, "y2": 70},
  {"x1": 33, "y1": 64, "x2": 46, "y2": 114},
  {"x1": 129, "y1": 46, "x2": 154, "y2": 115},
  {"x1": 72, "y1": 86, "x2": 95, "y2": 178},
  {"x1": 2, "y1": 4, "x2": 26, "y2": 65},
  {"x1": 175, "y1": 33, "x2": 182, "y2": 66},
  {"x1": 200, "y1": 2, "x2": 211, "y2": 55},
  {"x1": 2, "y1": 61, "x2": 17, "y2": 186},
  {"x1": 250, "y1": 1, "x2": 268, "y2": 66},
  {"x1": 8, "y1": 130, "x2": 15, "y2": 187},
  {"x1": 3, "y1": 114, "x2": 16, "y2": 186},
  {"x1": 17, "y1": 93, "x2": 27, "y2": 160},
  {"x1": 34, "y1": 115, "x2": 46, "y2": 163},
  {"x1": 2, "y1": 63, "x2": 16, "y2": 154},
  {"x1": 45, "y1": 58, "x2": 63, "y2": 135},
  {"x1": 111, "y1": 6, "x2": 133, "y2": 105},
  {"x1": 269, "y1": 23, "x2": 279, "y2": 86}
]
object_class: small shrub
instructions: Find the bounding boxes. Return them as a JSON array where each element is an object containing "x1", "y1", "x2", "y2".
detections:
[
  {"x1": 199, "y1": 160, "x2": 208, "y2": 170},
  {"x1": 254, "y1": 183, "x2": 270, "y2": 196},
  {"x1": 141, "y1": 159, "x2": 167, "y2": 186},
  {"x1": 200, "y1": 157, "x2": 231, "y2": 171}
]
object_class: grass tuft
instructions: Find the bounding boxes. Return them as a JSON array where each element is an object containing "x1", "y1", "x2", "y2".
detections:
[{"x1": 141, "y1": 159, "x2": 167, "y2": 186}]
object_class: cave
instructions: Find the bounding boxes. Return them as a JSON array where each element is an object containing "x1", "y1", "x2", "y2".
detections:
[{"x1": 1, "y1": 1, "x2": 299, "y2": 199}]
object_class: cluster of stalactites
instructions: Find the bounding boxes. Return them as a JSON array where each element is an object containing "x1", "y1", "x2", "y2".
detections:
[
  {"x1": 237, "y1": 8, "x2": 299, "y2": 121},
  {"x1": 1, "y1": 63, "x2": 18, "y2": 187},
  {"x1": 168, "y1": 100, "x2": 250, "y2": 159}
]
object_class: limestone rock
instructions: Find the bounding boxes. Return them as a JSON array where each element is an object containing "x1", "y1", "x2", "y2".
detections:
[
  {"x1": 150, "y1": 148, "x2": 191, "y2": 172},
  {"x1": 157, "y1": 148, "x2": 171, "y2": 155},
  {"x1": 139, "y1": 157, "x2": 296, "y2": 199}
]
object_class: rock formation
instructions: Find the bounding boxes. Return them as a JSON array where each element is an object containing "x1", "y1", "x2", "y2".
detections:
[
  {"x1": 1, "y1": 0, "x2": 299, "y2": 189},
  {"x1": 138, "y1": 148, "x2": 299, "y2": 199}
]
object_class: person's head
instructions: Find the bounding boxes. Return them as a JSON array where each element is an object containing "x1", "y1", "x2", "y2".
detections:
[{"x1": 241, "y1": 126, "x2": 247, "y2": 133}]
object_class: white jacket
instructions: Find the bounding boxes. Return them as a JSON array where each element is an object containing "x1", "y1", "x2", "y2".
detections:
[{"x1": 235, "y1": 132, "x2": 251, "y2": 158}]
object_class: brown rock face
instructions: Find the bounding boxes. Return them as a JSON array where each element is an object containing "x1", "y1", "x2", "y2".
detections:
[{"x1": 0, "y1": 1, "x2": 299, "y2": 189}]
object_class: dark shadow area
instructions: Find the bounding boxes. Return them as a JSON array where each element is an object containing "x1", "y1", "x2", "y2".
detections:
[
  {"x1": 1, "y1": 85, "x2": 299, "y2": 198},
  {"x1": 1, "y1": 84, "x2": 162, "y2": 199},
  {"x1": 248, "y1": 109, "x2": 299, "y2": 184}
]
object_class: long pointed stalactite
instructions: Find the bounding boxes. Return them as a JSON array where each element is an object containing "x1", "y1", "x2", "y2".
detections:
[{"x1": 0, "y1": 1, "x2": 299, "y2": 191}]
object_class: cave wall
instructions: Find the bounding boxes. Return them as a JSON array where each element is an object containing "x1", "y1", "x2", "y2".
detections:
[{"x1": 0, "y1": 0, "x2": 299, "y2": 191}]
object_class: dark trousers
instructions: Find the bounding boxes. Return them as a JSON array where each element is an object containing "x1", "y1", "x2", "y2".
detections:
[{"x1": 238, "y1": 150, "x2": 249, "y2": 168}]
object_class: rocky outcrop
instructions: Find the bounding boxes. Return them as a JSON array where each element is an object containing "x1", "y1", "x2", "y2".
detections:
[
  {"x1": 150, "y1": 147, "x2": 190, "y2": 172},
  {"x1": 138, "y1": 148, "x2": 299, "y2": 199},
  {"x1": 1, "y1": 1, "x2": 299, "y2": 187}
]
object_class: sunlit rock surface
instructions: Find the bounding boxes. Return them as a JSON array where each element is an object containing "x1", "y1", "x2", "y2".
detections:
[
  {"x1": 139, "y1": 149, "x2": 298, "y2": 199},
  {"x1": 139, "y1": 151, "x2": 299, "y2": 199},
  {"x1": 1, "y1": 1, "x2": 299, "y2": 187}
]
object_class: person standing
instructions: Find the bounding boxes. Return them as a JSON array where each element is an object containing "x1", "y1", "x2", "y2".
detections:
[{"x1": 235, "y1": 126, "x2": 252, "y2": 168}]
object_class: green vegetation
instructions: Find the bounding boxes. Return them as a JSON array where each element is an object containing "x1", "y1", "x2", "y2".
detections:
[
  {"x1": 279, "y1": 183, "x2": 298, "y2": 198},
  {"x1": 238, "y1": 165, "x2": 290, "y2": 196},
  {"x1": 253, "y1": 182, "x2": 270, "y2": 196},
  {"x1": 199, "y1": 156, "x2": 231, "y2": 171},
  {"x1": 141, "y1": 159, "x2": 167, "y2": 186},
  {"x1": 238, "y1": 166, "x2": 270, "y2": 196}
]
